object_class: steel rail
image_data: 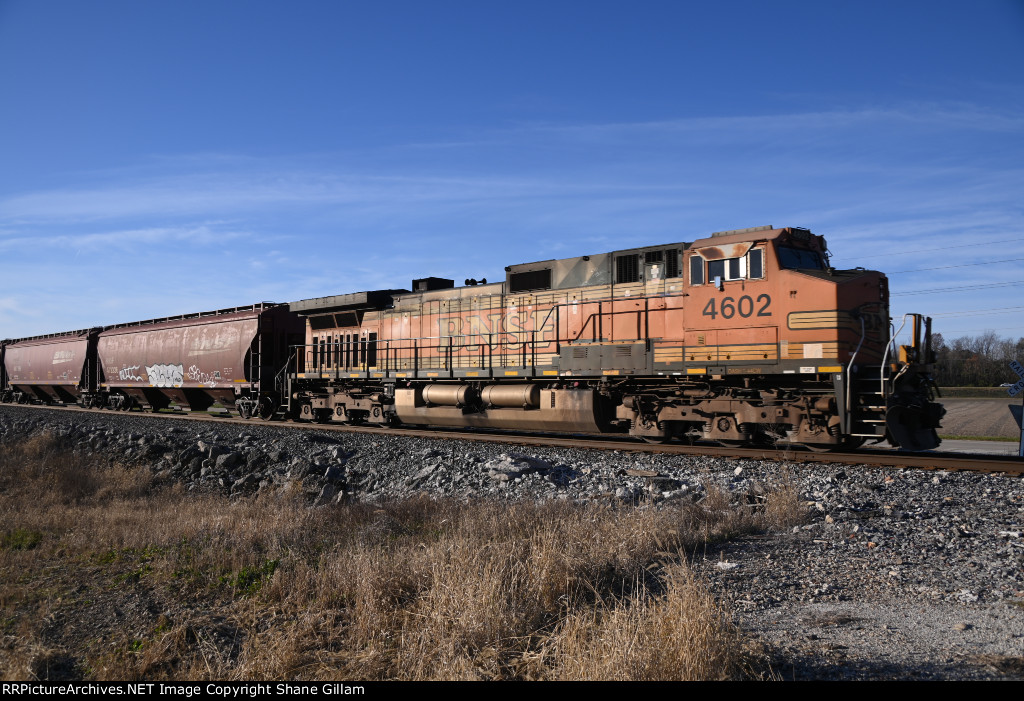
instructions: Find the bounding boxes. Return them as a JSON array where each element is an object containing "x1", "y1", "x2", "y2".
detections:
[{"x1": 2, "y1": 403, "x2": 1021, "y2": 476}]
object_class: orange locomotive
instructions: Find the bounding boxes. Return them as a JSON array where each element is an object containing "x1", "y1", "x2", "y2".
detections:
[{"x1": 288, "y1": 225, "x2": 943, "y2": 450}]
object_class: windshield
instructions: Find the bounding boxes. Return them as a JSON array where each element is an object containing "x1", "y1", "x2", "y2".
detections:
[{"x1": 776, "y1": 246, "x2": 824, "y2": 270}]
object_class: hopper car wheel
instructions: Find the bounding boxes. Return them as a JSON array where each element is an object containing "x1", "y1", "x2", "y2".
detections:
[
  {"x1": 640, "y1": 434, "x2": 671, "y2": 444},
  {"x1": 258, "y1": 395, "x2": 278, "y2": 421},
  {"x1": 121, "y1": 397, "x2": 134, "y2": 412}
]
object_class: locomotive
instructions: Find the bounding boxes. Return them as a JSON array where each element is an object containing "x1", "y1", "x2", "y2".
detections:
[{"x1": 1, "y1": 225, "x2": 944, "y2": 451}]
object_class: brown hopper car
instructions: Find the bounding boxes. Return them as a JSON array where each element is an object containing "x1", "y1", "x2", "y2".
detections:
[
  {"x1": 2, "y1": 304, "x2": 303, "y2": 418},
  {"x1": 1, "y1": 329, "x2": 101, "y2": 405},
  {"x1": 95, "y1": 304, "x2": 303, "y2": 417},
  {"x1": 288, "y1": 226, "x2": 943, "y2": 450}
]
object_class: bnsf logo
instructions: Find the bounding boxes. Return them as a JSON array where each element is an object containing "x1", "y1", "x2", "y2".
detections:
[{"x1": 857, "y1": 304, "x2": 886, "y2": 340}]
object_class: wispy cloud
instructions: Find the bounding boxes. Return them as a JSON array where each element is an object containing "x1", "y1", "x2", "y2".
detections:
[
  {"x1": 0, "y1": 100, "x2": 1021, "y2": 338},
  {"x1": 500, "y1": 103, "x2": 1024, "y2": 145},
  {"x1": 0, "y1": 223, "x2": 248, "y2": 252}
]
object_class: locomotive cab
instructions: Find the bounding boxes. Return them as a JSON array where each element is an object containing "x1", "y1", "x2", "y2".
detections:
[{"x1": 680, "y1": 226, "x2": 939, "y2": 449}]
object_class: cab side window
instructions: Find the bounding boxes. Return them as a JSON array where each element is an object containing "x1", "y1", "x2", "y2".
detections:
[
  {"x1": 691, "y1": 248, "x2": 765, "y2": 284},
  {"x1": 748, "y1": 249, "x2": 764, "y2": 279},
  {"x1": 708, "y1": 257, "x2": 743, "y2": 281},
  {"x1": 689, "y1": 254, "x2": 705, "y2": 285}
]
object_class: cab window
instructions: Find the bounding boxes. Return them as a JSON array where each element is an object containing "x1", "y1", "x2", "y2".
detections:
[
  {"x1": 689, "y1": 254, "x2": 705, "y2": 285},
  {"x1": 748, "y1": 248, "x2": 764, "y2": 278},
  {"x1": 691, "y1": 248, "x2": 764, "y2": 284},
  {"x1": 777, "y1": 246, "x2": 823, "y2": 270}
]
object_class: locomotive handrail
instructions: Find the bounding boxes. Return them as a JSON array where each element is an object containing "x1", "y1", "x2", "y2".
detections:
[
  {"x1": 569, "y1": 302, "x2": 653, "y2": 344},
  {"x1": 292, "y1": 303, "x2": 665, "y2": 379},
  {"x1": 291, "y1": 328, "x2": 561, "y2": 377},
  {"x1": 302, "y1": 297, "x2": 656, "y2": 367},
  {"x1": 844, "y1": 316, "x2": 866, "y2": 431},
  {"x1": 882, "y1": 314, "x2": 911, "y2": 400}
]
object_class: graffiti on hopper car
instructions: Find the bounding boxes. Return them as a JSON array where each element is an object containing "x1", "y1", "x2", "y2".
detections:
[
  {"x1": 118, "y1": 365, "x2": 143, "y2": 381},
  {"x1": 146, "y1": 363, "x2": 184, "y2": 388},
  {"x1": 186, "y1": 364, "x2": 219, "y2": 387}
]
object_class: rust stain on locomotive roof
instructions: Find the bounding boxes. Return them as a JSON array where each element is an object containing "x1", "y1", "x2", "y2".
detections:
[
  {"x1": 690, "y1": 228, "x2": 783, "y2": 259},
  {"x1": 691, "y1": 227, "x2": 783, "y2": 247},
  {"x1": 692, "y1": 242, "x2": 755, "y2": 260}
]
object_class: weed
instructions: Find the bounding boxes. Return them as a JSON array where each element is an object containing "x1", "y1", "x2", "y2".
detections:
[
  {"x1": 221, "y1": 560, "x2": 279, "y2": 596},
  {"x1": 2, "y1": 528, "x2": 42, "y2": 551},
  {"x1": 114, "y1": 563, "x2": 152, "y2": 585}
]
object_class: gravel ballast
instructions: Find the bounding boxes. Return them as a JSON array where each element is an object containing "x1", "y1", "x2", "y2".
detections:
[{"x1": 1, "y1": 404, "x2": 1022, "y2": 680}]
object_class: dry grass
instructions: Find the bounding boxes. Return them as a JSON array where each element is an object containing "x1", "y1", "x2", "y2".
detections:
[{"x1": 0, "y1": 432, "x2": 798, "y2": 681}]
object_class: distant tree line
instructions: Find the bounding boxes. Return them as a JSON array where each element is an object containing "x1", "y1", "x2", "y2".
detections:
[{"x1": 929, "y1": 331, "x2": 1024, "y2": 387}]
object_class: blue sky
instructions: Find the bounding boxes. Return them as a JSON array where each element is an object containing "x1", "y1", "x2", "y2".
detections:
[{"x1": 1, "y1": 0, "x2": 1022, "y2": 351}]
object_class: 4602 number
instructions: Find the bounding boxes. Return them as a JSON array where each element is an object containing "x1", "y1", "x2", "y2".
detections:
[{"x1": 702, "y1": 294, "x2": 771, "y2": 320}]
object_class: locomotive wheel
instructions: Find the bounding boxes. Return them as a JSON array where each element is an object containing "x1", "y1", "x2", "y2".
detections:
[
  {"x1": 842, "y1": 436, "x2": 866, "y2": 450},
  {"x1": 257, "y1": 395, "x2": 278, "y2": 421}
]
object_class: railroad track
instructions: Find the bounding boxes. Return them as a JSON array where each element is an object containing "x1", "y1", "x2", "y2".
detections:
[{"x1": 3, "y1": 403, "x2": 1022, "y2": 476}]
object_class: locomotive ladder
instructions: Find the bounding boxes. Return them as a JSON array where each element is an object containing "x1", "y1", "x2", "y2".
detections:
[{"x1": 848, "y1": 365, "x2": 889, "y2": 441}]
